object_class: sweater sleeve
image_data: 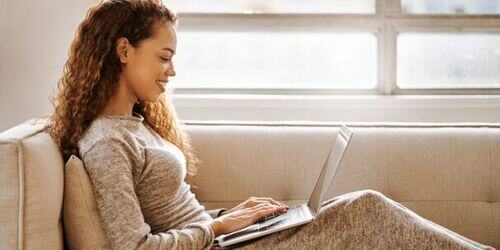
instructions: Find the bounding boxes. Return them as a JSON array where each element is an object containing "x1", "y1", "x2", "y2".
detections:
[
  {"x1": 206, "y1": 208, "x2": 229, "y2": 219},
  {"x1": 81, "y1": 137, "x2": 215, "y2": 250}
]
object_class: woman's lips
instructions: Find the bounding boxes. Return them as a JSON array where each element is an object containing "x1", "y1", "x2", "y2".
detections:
[{"x1": 156, "y1": 80, "x2": 168, "y2": 92}]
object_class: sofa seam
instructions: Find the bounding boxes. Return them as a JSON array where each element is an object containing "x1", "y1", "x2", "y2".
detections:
[
  {"x1": 5, "y1": 139, "x2": 26, "y2": 250},
  {"x1": 17, "y1": 141, "x2": 24, "y2": 250},
  {"x1": 487, "y1": 127, "x2": 497, "y2": 242},
  {"x1": 281, "y1": 126, "x2": 287, "y2": 201},
  {"x1": 487, "y1": 127, "x2": 493, "y2": 203},
  {"x1": 384, "y1": 128, "x2": 390, "y2": 198}
]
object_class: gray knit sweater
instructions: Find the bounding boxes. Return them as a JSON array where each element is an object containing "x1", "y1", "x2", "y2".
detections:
[{"x1": 78, "y1": 112, "x2": 225, "y2": 249}]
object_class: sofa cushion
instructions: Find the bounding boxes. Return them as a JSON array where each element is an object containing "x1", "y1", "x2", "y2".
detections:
[{"x1": 63, "y1": 155, "x2": 108, "y2": 249}]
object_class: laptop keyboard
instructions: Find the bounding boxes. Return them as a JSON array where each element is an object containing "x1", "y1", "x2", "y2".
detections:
[{"x1": 217, "y1": 205, "x2": 305, "y2": 242}]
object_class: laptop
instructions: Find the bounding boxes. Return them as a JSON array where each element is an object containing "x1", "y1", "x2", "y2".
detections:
[{"x1": 213, "y1": 125, "x2": 354, "y2": 247}]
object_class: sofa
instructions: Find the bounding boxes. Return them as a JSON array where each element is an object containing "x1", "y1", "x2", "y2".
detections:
[{"x1": 0, "y1": 118, "x2": 498, "y2": 249}]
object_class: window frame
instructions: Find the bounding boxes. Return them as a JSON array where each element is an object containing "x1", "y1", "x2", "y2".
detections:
[{"x1": 172, "y1": 0, "x2": 500, "y2": 95}]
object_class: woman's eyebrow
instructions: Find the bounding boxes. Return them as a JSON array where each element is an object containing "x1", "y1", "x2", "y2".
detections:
[{"x1": 161, "y1": 47, "x2": 175, "y2": 55}]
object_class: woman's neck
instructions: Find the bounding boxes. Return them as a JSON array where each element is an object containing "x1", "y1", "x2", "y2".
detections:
[{"x1": 101, "y1": 80, "x2": 138, "y2": 116}]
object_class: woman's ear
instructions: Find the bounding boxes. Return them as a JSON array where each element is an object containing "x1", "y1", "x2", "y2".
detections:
[{"x1": 116, "y1": 37, "x2": 131, "y2": 64}]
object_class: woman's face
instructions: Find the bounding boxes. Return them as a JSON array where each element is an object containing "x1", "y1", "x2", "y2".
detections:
[{"x1": 118, "y1": 21, "x2": 177, "y2": 102}]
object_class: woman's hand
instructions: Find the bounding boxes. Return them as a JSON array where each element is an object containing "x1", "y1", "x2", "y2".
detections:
[
  {"x1": 210, "y1": 202, "x2": 288, "y2": 237},
  {"x1": 220, "y1": 196, "x2": 289, "y2": 216}
]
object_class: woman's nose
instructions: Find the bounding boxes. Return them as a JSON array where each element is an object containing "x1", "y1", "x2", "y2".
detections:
[
  {"x1": 167, "y1": 64, "x2": 175, "y2": 77},
  {"x1": 165, "y1": 68, "x2": 175, "y2": 77}
]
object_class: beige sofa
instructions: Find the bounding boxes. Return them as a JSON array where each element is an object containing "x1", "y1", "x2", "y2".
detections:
[{"x1": 0, "y1": 119, "x2": 498, "y2": 249}]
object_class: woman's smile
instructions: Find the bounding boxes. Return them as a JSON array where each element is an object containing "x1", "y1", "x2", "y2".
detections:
[{"x1": 156, "y1": 79, "x2": 168, "y2": 92}]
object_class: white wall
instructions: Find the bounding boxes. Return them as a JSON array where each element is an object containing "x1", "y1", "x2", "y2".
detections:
[
  {"x1": 1, "y1": 0, "x2": 500, "y2": 132},
  {"x1": 0, "y1": 0, "x2": 96, "y2": 131}
]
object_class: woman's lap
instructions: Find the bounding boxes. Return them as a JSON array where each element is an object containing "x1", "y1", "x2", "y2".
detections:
[{"x1": 219, "y1": 190, "x2": 493, "y2": 250}]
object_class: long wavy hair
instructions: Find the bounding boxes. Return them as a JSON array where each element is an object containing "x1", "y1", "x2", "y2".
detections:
[{"x1": 43, "y1": 0, "x2": 202, "y2": 189}]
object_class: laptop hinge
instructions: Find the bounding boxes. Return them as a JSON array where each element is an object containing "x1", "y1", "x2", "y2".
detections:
[{"x1": 306, "y1": 202, "x2": 317, "y2": 218}]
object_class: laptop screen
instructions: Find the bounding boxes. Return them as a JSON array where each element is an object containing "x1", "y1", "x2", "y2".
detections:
[{"x1": 307, "y1": 125, "x2": 353, "y2": 215}]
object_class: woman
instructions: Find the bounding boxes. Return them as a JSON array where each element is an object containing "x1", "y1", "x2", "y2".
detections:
[{"x1": 44, "y1": 0, "x2": 494, "y2": 249}]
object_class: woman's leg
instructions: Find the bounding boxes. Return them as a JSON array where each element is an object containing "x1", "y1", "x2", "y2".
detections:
[
  {"x1": 227, "y1": 190, "x2": 494, "y2": 250},
  {"x1": 320, "y1": 191, "x2": 491, "y2": 249},
  {"x1": 372, "y1": 197, "x2": 493, "y2": 249}
]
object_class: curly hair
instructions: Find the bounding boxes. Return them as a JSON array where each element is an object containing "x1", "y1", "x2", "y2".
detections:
[{"x1": 42, "y1": 0, "x2": 202, "y2": 189}]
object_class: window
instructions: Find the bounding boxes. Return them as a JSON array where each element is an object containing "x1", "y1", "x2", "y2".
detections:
[
  {"x1": 402, "y1": 0, "x2": 500, "y2": 15},
  {"x1": 176, "y1": 31, "x2": 377, "y2": 89},
  {"x1": 164, "y1": 0, "x2": 500, "y2": 95},
  {"x1": 398, "y1": 33, "x2": 500, "y2": 89},
  {"x1": 166, "y1": 0, "x2": 375, "y2": 14}
]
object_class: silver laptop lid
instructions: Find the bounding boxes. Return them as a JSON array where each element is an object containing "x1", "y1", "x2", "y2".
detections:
[{"x1": 307, "y1": 125, "x2": 353, "y2": 215}]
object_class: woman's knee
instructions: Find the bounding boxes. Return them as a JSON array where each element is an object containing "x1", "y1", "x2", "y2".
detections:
[
  {"x1": 321, "y1": 189, "x2": 390, "y2": 215},
  {"x1": 352, "y1": 189, "x2": 390, "y2": 206},
  {"x1": 359, "y1": 189, "x2": 386, "y2": 198}
]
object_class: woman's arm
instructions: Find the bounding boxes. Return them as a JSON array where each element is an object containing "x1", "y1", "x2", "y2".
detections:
[{"x1": 83, "y1": 137, "x2": 214, "y2": 249}]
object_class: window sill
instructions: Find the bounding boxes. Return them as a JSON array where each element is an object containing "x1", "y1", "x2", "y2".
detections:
[
  {"x1": 172, "y1": 94, "x2": 500, "y2": 108},
  {"x1": 171, "y1": 94, "x2": 500, "y2": 123}
]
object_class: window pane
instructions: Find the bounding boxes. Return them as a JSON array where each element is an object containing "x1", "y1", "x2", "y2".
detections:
[
  {"x1": 402, "y1": 0, "x2": 500, "y2": 14},
  {"x1": 173, "y1": 31, "x2": 377, "y2": 89},
  {"x1": 164, "y1": 0, "x2": 375, "y2": 14},
  {"x1": 397, "y1": 33, "x2": 500, "y2": 88}
]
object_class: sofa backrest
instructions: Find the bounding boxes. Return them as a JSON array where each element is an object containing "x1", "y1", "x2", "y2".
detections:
[
  {"x1": 1, "y1": 119, "x2": 498, "y2": 249},
  {"x1": 0, "y1": 120, "x2": 64, "y2": 250},
  {"x1": 186, "y1": 122, "x2": 499, "y2": 248}
]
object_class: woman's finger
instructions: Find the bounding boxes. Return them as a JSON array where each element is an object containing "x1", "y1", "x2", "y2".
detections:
[
  {"x1": 249, "y1": 204, "x2": 285, "y2": 217},
  {"x1": 253, "y1": 206, "x2": 285, "y2": 219},
  {"x1": 245, "y1": 204, "x2": 274, "y2": 215},
  {"x1": 246, "y1": 203, "x2": 269, "y2": 211},
  {"x1": 245, "y1": 198, "x2": 271, "y2": 208},
  {"x1": 253, "y1": 197, "x2": 288, "y2": 208},
  {"x1": 246, "y1": 205, "x2": 273, "y2": 217}
]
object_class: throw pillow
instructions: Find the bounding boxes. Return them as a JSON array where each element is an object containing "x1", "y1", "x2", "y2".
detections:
[{"x1": 63, "y1": 155, "x2": 108, "y2": 249}]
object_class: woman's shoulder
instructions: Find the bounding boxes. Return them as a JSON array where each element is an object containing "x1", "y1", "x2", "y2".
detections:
[{"x1": 78, "y1": 118, "x2": 139, "y2": 158}]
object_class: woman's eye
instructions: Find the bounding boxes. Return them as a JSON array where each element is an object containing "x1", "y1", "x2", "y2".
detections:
[{"x1": 160, "y1": 57, "x2": 170, "y2": 62}]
